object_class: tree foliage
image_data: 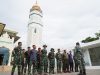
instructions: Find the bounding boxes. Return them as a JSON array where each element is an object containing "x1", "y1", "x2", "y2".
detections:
[
  {"x1": 81, "y1": 31, "x2": 100, "y2": 43},
  {"x1": 95, "y1": 32, "x2": 100, "y2": 38}
]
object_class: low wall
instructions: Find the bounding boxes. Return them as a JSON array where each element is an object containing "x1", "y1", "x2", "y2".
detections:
[
  {"x1": 86, "y1": 66, "x2": 100, "y2": 69},
  {"x1": 0, "y1": 66, "x2": 12, "y2": 72}
]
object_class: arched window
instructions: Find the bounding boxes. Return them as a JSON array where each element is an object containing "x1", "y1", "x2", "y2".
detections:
[{"x1": 34, "y1": 28, "x2": 37, "y2": 33}]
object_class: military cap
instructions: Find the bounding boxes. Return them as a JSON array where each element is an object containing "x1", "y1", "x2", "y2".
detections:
[
  {"x1": 76, "y1": 42, "x2": 80, "y2": 45},
  {"x1": 50, "y1": 48, "x2": 55, "y2": 52},
  {"x1": 43, "y1": 45, "x2": 47, "y2": 47}
]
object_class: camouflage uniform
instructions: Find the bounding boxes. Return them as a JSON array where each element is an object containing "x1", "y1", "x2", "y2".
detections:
[
  {"x1": 41, "y1": 49, "x2": 48, "y2": 73},
  {"x1": 21, "y1": 49, "x2": 25, "y2": 74},
  {"x1": 48, "y1": 48, "x2": 55, "y2": 74},
  {"x1": 74, "y1": 42, "x2": 86, "y2": 75},
  {"x1": 73, "y1": 55, "x2": 79, "y2": 72},
  {"x1": 37, "y1": 49, "x2": 43, "y2": 74},
  {"x1": 62, "y1": 50, "x2": 69, "y2": 72},
  {"x1": 56, "y1": 50, "x2": 62, "y2": 73},
  {"x1": 11, "y1": 46, "x2": 22, "y2": 75}
]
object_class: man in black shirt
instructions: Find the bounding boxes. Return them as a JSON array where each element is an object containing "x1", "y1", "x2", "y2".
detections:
[{"x1": 24, "y1": 47, "x2": 31, "y2": 75}]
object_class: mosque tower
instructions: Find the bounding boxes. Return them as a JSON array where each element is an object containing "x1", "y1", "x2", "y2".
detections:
[{"x1": 27, "y1": 1, "x2": 43, "y2": 48}]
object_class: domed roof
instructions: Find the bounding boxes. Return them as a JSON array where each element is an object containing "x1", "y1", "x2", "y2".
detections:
[{"x1": 30, "y1": 3, "x2": 42, "y2": 13}]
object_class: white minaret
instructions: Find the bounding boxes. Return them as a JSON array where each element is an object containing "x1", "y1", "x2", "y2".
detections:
[{"x1": 27, "y1": 1, "x2": 43, "y2": 48}]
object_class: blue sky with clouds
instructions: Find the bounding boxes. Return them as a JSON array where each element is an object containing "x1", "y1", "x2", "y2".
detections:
[{"x1": 0, "y1": 0, "x2": 100, "y2": 50}]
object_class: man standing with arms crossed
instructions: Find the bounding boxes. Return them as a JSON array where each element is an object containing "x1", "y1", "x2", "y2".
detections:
[
  {"x1": 74, "y1": 42, "x2": 86, "y2": 75},
  {"x1": 48, "y1": 48, "x2": 55, "y2": 74}
]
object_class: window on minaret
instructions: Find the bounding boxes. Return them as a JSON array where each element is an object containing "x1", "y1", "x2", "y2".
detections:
[{"x1": 34, "y1": 28, "x2": 37, "y2": 33}]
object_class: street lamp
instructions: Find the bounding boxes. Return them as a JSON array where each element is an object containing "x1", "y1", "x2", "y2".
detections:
[{"x1": 0, "y1": 23, "x2": 6, "y2": 36}]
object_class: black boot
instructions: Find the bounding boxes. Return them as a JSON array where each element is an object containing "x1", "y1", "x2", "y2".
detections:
[
  {"x1": 83, "y1": 69, "x2": 86, "y2": 75},
  {"x1": 53, "y1": 70, "x2": 55, "y2": 74},
  {"x1": 11, "y1": 72, "x2": 14, "y2": 75},
  {"x1": 18, "y1": 72, "x2": 20, "y2": 75},
  {"x1": 78, "y1": 70, "x2": 82, "y2": 75}
]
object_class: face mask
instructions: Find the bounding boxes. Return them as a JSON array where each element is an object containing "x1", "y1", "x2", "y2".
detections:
[
  {"x1": 76, "y1": 45, "x2": 80, "y2": 47},
  {"x1": 76, "y1": 45, "x2": 81, "y2": 51}
]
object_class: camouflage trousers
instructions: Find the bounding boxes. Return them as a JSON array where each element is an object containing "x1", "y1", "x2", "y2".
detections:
[
  {"x1": 21, "y1": 60, "x2": 25, "y2": 74},
  {"x1": 62, "y1": 60, "x2": 69, "y2": 72},
  {"x1": 78, "y1": 58, "x2": 85, "y2": 72},
  {"x1": 37, "y1": 62, "x2": 43, "y2": 74},
  {"x1": 11, "y1": 64, "x2": 21, "y2": 75},
  {"x1": 24, "y1": 60, "x2": 30, "y2": 74},
  {"x1": 42, "y1": 58, "x2": 48, "y2": 73},
  {"x1": 49, "y1": 59, "x2": 55, "y2": 74},
  {"x1": 29, "y1": 60, "x2": 37, "y2": 75},
  {"x1": 57, "y1": 60, "x2": 62, "y2": 73}
]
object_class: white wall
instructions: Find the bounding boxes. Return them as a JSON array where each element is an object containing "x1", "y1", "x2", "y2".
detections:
[
  {"x1": 27, "y1": 10, "x2": 43, "y2": 48},
  {"x1": 0, "y1": 34, "x2": 14, "y2": 66},
  {"x1": 83, "y1": 49, "x2": 92, "y2": 66}
]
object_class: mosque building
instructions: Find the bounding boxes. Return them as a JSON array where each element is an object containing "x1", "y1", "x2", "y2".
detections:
[
  {"x1": 27, "y1": 1, "x2": 43, "y2": 48},
  {"x1": 0, "y1": 23, "x2": 20, "y2": 71},
  {"x1": 80, "y1": 40, "x2": 100, "y2": 69},
  {"x1": 0, "y1": 1, "x2": 100, "y2": 72},
  {"x1": 0, "y1": 1, "x2": 43, "y2": 68}
]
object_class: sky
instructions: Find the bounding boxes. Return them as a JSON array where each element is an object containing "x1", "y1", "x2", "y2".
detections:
[{"x1": 0, "y1": 0, "x2": 100, "y2": 51}]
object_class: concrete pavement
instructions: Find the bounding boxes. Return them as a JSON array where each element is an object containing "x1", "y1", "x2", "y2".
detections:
[{"x1": 0, "y1": 69, "x2": 100, "y2": 75}]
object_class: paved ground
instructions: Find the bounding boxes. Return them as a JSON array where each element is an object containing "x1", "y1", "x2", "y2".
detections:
[{"x1": 0, "y1": 69, "x2": 100, "y2": 75}]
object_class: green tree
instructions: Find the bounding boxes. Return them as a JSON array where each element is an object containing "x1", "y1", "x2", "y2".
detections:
[
  {"x1": 81, "y1": 31, "x2": 100, "y2": 43},
  {"x1": 95, "y1": 31, "x2": 100, "y2": 38}
]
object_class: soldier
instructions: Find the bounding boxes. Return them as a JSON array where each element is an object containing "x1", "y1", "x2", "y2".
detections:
[
  {"x1": 29, "y1": 45, "x2": 37, "y2": 75},
  {"x1": 41, "y1": 45, "x2": 48, "y2": 75},
  {"x1": 11, "y1": 42, "x2": 22, "y2": 75},
  {"x1": 37, "y1": 47, "x2": 43, "y2": 75},
  {"x1": 56, "y1": 49, "x2": 62, "y2": 73},
  {"x1": 24, "y1": 47, "x2": 31, "y2": 75},
  {"x1": 73, "y1": 55, "x2": 79, "y2": 72},
  {"x1": 62, "y1": 50, "x2": 69, "y2": 73},
  {"x1": 21, "y1": 49, "x2": 26, "y2": 75},
  {"x1": 48, "y1": 48, "x2": 55, "y2": 74},
  {"x1": 74, "y1": 42, "x2": 86, "y2": 75}
]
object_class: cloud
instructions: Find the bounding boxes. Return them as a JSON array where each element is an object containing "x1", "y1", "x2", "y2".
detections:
[{"x1": 0, "y1": 0, "x2": 100, "y2": 50}]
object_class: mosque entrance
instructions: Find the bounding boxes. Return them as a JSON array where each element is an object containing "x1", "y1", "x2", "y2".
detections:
[
  {"x1": 0, "y1": 47, "x2": 9, "y2": 65},
  {"x1": 89, "y1": 47, "x2": 100, "y2": 66},
  {"x1": 0, "y1": 54, "x2": 3, "y2": 65}
]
